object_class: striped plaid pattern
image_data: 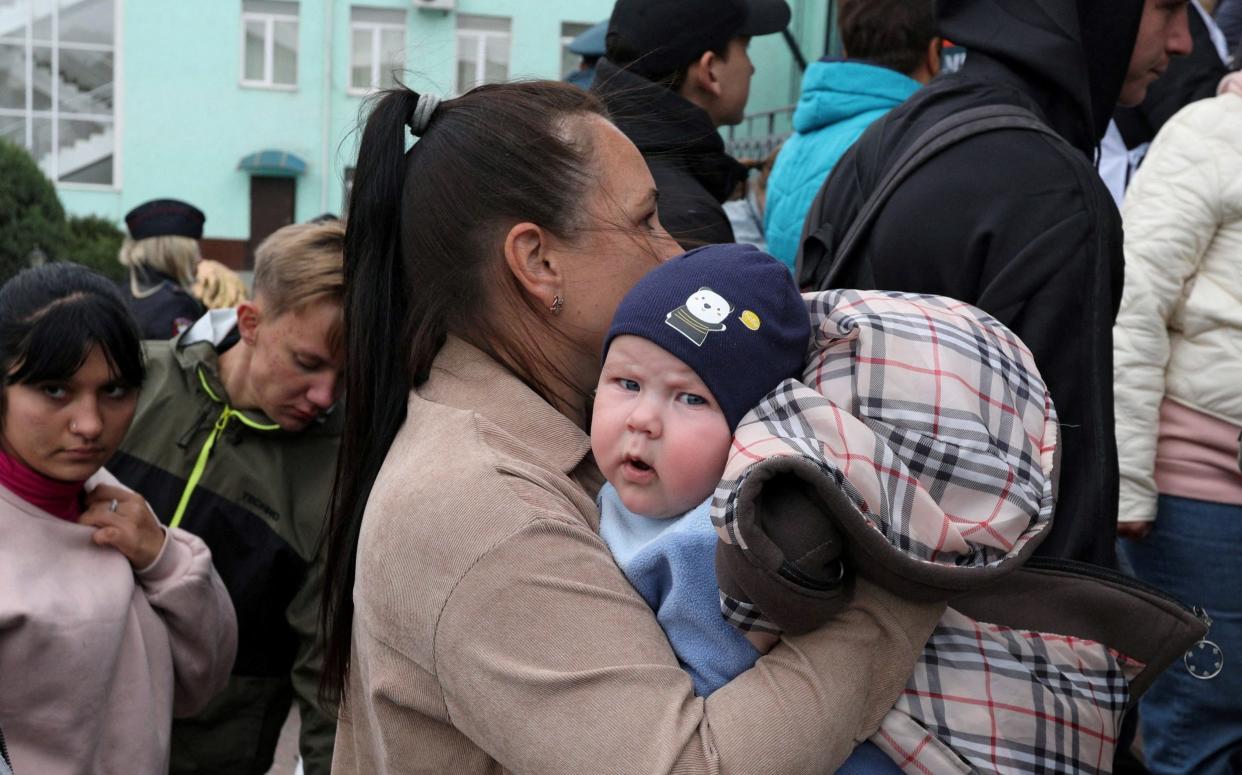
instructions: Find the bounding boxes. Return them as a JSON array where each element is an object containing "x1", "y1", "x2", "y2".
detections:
[
  {"x1": 874, "y1": 608, "x2": 1144, "y2": 774},
  {"x1": 713, "y1": 290, "x2": 1058, "y2": 567},
  {"x1": 709, "y1": 291, "x2": 1143, "y2": 771},
  {"x1": 718, "y1": 590, "x2": 781, "y2": 635}
]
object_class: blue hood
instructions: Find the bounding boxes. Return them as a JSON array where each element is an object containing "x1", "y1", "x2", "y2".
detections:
[
  {"x1": 792, "y1": 60, "x2": 921, "y2": 134},
  {"x1": 764, "y1": 60, "x2": 921, "y2": 269}
]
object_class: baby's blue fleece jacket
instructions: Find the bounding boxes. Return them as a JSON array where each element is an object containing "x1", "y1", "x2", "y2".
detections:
[
  {"x1": 598, "y1": 482, "x2": 758, "y2": 696},
  {"x1": 598, "y1": 487, "x2": 904, "y2": 773}
]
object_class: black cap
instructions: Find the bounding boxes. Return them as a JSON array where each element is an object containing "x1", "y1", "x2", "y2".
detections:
[
  {"x1": 606, "y1": 0, "x2": 791, "y2": 80},
  {"x1": 125, "y1": 199, "x2": 206, "y2": 240}
]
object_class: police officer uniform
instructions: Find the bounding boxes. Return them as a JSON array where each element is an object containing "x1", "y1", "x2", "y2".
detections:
[{"x1": 121, "y1": 199, "x2": 207, "y2": 340}]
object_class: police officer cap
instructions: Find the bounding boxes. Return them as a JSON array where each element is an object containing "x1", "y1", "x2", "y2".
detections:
[{"x1": 125, "y1": 199, "x2": 206, "y2": 240}]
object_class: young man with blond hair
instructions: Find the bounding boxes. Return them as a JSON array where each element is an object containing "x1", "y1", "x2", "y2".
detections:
[{"x1": 109, "y1": 220, "x2": 346, "y2": 775}]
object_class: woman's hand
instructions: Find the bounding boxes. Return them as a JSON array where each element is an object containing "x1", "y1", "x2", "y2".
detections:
[
  {"x1": 81, "y1": 483, "x2": 166, "y2": 569},
  {"x1": 1117, "y1": 520, "x2": 1153, "y2": 540}
]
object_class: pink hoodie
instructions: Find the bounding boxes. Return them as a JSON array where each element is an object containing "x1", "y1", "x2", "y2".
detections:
[{"x1": 0, "y1": 471, "x2": 236, "y2": 774}]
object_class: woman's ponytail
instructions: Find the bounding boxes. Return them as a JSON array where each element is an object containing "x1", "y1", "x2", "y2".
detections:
[
  {"x1": 319, "y1": 80, "x2": 607, "y2": 707},
  {"x1": 320, "y1": 86, "x2": 420, "y2": 705}
]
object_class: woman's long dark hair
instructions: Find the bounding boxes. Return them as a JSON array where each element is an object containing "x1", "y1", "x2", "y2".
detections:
[
  {"x1": 320, "y1": 81, "x2": 606, "y2": 703},
  {"x1": 0, "y1": 262, "x2": 145, "y2": 393}
]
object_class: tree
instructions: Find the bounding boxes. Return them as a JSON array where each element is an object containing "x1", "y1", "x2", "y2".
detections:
[
  {"x1": 0, "y1": 139, "x2": 69, "y2": 282},
  {"x1": 66, "y1": 214, "x2": 126, "y2": 281}
]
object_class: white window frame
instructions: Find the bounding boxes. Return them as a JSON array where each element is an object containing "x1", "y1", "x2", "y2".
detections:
[
  {"x1": 0, "y1": 0, "x2": 123, "y2": 190},
  {"x1": 559, "y1": 21, "x2": 592, "y2": 76},
  {"x1": 454, "y1": 16, "x2": 510, "y2": 94},
  {"x1": 348, "y1": 12, "x2": 405, "y2": 94},
  {"x1": 240, "y1": 2, "x2": 298, "y2": 90}
]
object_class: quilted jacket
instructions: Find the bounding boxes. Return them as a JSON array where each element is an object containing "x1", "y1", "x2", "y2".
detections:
[
  {"x1": 713, "y1": 290, "x2": 1205, "y2": 773},
  {"x1": 1114, "y1": 94, "x2": 1242, "y2": 524}
]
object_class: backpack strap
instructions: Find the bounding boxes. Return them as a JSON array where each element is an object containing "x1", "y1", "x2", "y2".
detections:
[{"x1": 799, "y1": 104, "x2": 1066, "y2": 290}]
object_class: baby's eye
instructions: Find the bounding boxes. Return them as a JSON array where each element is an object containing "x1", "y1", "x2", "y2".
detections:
[
  {"x1": 41, "y1": 384, "x2": 68, "y2": 400},
  {"x1": 618, "y1": 378, "x2": 640, "y2": 392},
  {"x1": 679, "y1": 393, "x2": 708, "y2": 406}
]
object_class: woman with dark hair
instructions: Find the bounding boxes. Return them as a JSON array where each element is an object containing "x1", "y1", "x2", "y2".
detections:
[
  {"x1": 0, "y1": 263, "x2": 236, "y2": 774},
  {"x1": 320, "y1": 81, "x2": 942, "y2": 773}
]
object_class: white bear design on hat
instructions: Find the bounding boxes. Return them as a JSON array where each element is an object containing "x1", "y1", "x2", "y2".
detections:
[{"x1": 666, "y1": 287, "x2": 733, "y2": 346}]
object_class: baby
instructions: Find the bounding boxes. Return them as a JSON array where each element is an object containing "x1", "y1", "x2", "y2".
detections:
[{"x1": 592, "y1": 242, "x2": 842, "y2": 697}]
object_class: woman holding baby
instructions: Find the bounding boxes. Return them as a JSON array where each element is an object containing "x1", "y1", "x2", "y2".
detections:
[{"x1": 319, "y1": 80, "x2": 942, "y2": 774}]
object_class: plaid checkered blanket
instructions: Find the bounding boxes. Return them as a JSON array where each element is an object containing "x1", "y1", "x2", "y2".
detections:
[
  {"x1": 712, "y1": 290, "x2": 1142, "y2": 773},
  {"x1": 875, "y1": 609, "x2": 1144, "y2": 774},
  {"x1": 714, "y1": 290, "x2": 1058, "y2": 574}
]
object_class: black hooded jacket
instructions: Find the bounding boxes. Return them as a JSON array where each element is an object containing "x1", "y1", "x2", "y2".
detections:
[
  {"x1": 593, "y1": 58, "x2": 748, "y2": 248},
  {"x1": 796, "y1": 0, "x2": 1145, "y2": 567}
]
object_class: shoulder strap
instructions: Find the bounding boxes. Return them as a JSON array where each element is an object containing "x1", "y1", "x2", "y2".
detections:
[{"x1": 808, "y1": 104, "x2": 1065, "y2": 290}]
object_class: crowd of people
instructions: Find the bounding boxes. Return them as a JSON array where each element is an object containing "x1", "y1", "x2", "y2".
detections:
[{"x1": 1, "y1": 0, "x2": 1240, "y2": 772}]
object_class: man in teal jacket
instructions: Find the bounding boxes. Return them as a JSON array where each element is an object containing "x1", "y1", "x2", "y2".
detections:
[{"x1": 765, "y1": 0, "x2": 940, "y2": 270}]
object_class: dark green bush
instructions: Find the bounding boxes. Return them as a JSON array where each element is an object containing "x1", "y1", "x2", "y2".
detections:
[
  {"x1": 0, "y1": 139, "x2": 69, "y2": 282},
  {"x1": 66, "y1": 214, "x2": 126, "y2": 281}
]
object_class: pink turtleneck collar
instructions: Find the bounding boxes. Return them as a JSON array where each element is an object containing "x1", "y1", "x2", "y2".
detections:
[{"x1": 0, "y1": 447, "x2": 85, "y2": 522}]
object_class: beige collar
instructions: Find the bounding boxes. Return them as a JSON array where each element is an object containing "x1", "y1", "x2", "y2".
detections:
[{"x1": 420, "y1": 336, "x2": 593, "y2": 477}]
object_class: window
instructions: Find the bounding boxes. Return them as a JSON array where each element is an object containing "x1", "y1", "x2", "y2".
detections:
[
  {"x1": 560, "y1": 21, "x2": 592, "y2": 77},
  {"x1": 0, "y1": 0, "x2": 118, "y2": 186},
  {"x1": 455, "y1": 15, "x2": 509, "y2": 94},
  {"x1": 241, "y1": 0, "x2": 298, "y2": 89},
  {"x1": 349, "y1": 6, "x2": 405, "y2": 92}
]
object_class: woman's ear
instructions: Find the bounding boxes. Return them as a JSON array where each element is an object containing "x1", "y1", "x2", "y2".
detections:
[
  {"x1": 502, "y1": 221, "x2": 562, "y2": 312},
  {"x1": 236, "y1": 301, "x2": 263, "y2": 345}
]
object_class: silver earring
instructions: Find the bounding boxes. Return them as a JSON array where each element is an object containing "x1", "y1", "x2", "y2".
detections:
[{"x1": 550, "y1": 294, "x2": 565, "y2": 315}]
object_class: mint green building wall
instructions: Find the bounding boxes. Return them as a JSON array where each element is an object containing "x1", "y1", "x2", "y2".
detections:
[
  {"x1": 58, "y1": 0, "x2": 618, "y2": 241},
  {"x1": 57, "y1": 0, "x2": 830, "y2": 240},
  {"x1": 62, "y1": 1, "x2": 328, "y2": 237}
]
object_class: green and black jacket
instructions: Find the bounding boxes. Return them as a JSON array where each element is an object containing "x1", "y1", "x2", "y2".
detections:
[{"x1": 110, "y1": 310, "x2": 341, "y2": 775}]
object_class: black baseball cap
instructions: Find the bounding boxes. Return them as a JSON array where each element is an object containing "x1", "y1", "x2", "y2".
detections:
[{"x1": 606, "y1": 0, "x2": 791, "y2": 80}]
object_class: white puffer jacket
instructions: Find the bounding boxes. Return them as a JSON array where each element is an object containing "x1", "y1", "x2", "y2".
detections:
[{"x1": 1115, "y1": 94, "x2": 1242, "y2": 524}]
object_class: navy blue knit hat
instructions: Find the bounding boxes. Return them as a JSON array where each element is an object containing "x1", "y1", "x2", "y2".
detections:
[{"x1": 604, "y1": 243, "x2": 810, "y2": 430}]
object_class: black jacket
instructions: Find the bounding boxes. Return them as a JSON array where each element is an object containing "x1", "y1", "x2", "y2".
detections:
[
  {"x1": 593, "y1": 59, "x2": 747, "y2": 248},
  {"x1": 119, "y1": 269, "x2": 205, "y2": 341},
  {"x1": 796, "y1": 0, "x2": 1145, "y2": 567}
]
